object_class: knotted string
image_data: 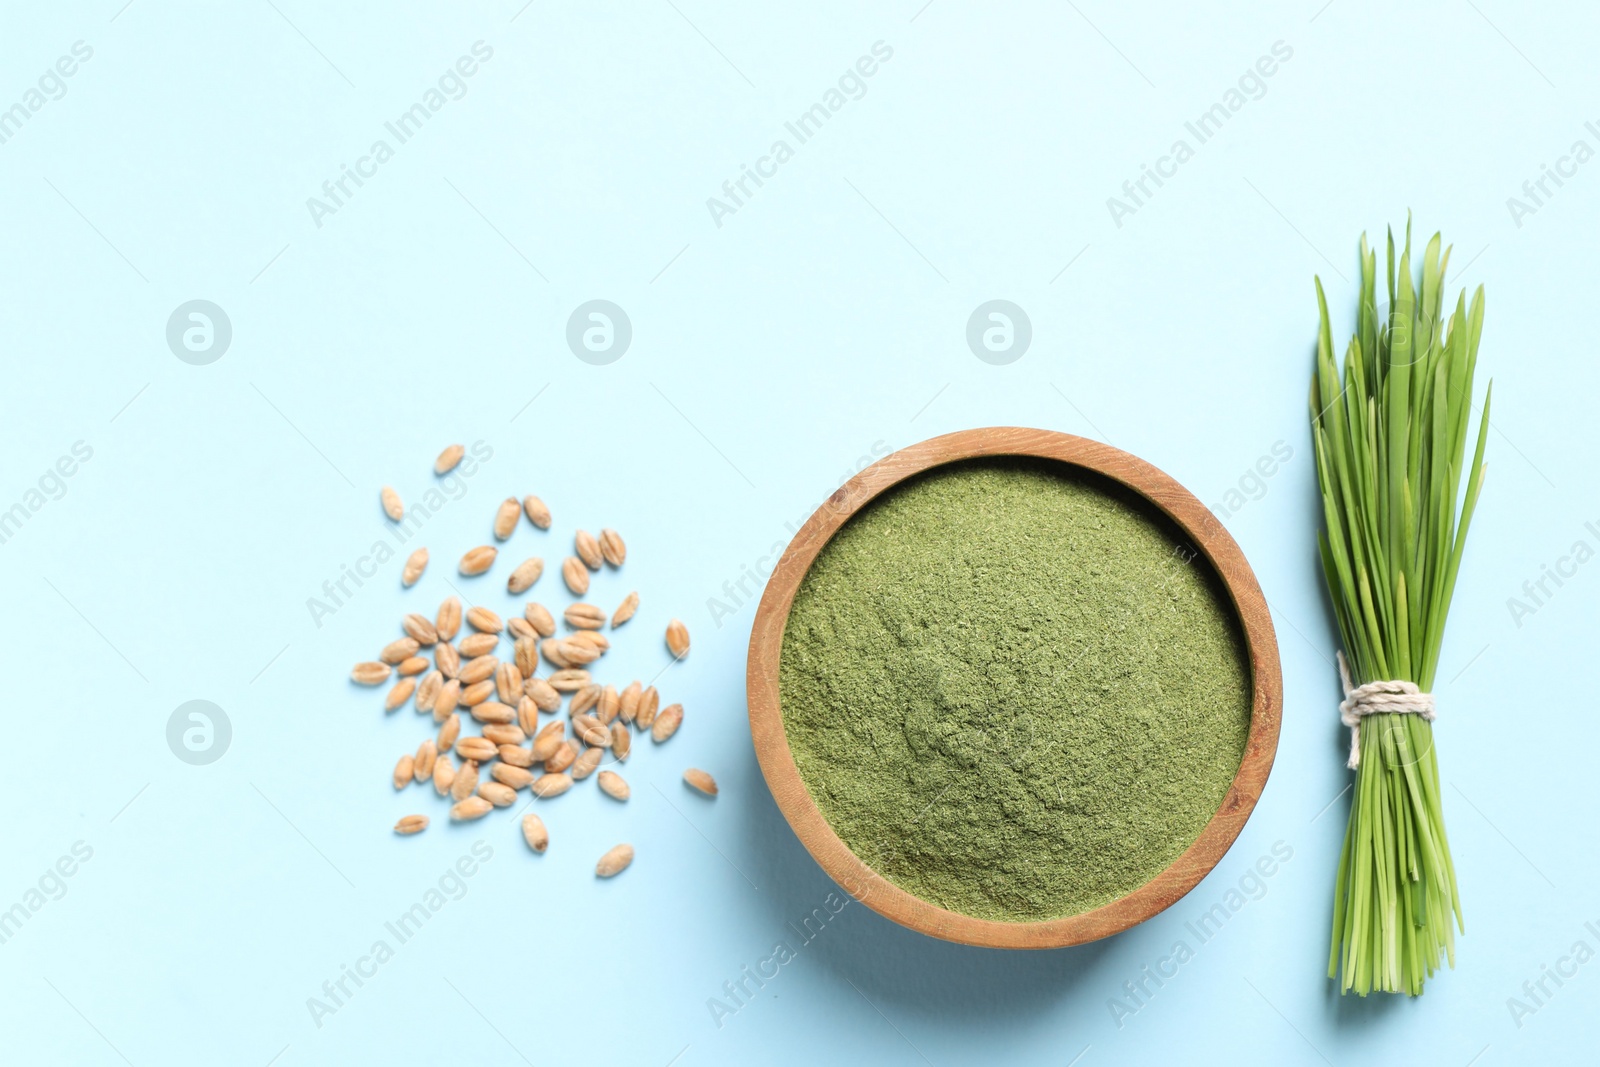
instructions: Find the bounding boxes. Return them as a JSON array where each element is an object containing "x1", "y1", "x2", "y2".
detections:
[{"x1": 1336, "y1": 650, "x2": 1437, "y2": 769}]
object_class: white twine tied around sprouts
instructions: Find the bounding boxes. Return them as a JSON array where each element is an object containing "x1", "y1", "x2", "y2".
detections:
[{"x1": 1336, "y1": 651, "x2": 1437, "y2": 770}]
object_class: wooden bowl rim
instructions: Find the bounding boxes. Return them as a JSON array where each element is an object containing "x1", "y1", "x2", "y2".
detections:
[{"x1": 745, "y1": 427, "x2": 1283, "y2": 949}]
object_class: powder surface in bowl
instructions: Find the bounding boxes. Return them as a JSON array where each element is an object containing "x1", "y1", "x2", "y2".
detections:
[{"x1": 778, "y1": 458, "x2": 1252, "y2": 923}]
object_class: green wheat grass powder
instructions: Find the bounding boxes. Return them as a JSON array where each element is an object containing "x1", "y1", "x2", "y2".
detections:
[{"x1": 779, "y1": 459, "x2": 1252, "y2": 923}]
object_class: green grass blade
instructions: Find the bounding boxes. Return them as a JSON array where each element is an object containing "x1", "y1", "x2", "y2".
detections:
[{"x1": 1312, "y1": 218, "x2": 1485, "y2": 996}]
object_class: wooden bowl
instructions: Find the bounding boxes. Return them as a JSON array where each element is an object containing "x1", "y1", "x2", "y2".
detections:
[{"x1": 747, "y1": 427, "x2": 1282, "y2": 949}]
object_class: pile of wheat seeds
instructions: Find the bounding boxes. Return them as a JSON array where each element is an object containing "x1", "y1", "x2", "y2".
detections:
[{"x1": 354, "y1": 444, "x2": 717, "y2": 879}]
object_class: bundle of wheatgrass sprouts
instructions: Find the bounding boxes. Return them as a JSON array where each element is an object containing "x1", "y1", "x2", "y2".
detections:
[{"x1": 1310, "y1": 218, "x2": 1490, "y2": 996}]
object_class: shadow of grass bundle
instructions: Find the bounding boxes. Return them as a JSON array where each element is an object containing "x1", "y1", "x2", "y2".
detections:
[{"x1": 1311, "y1": 218, "x2": 1490, "y2": 996}]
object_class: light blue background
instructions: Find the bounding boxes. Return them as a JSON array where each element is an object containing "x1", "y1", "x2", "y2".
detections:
[{"x1": 1, "y1": 1, "x2": 1593, "y2": 1064}]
